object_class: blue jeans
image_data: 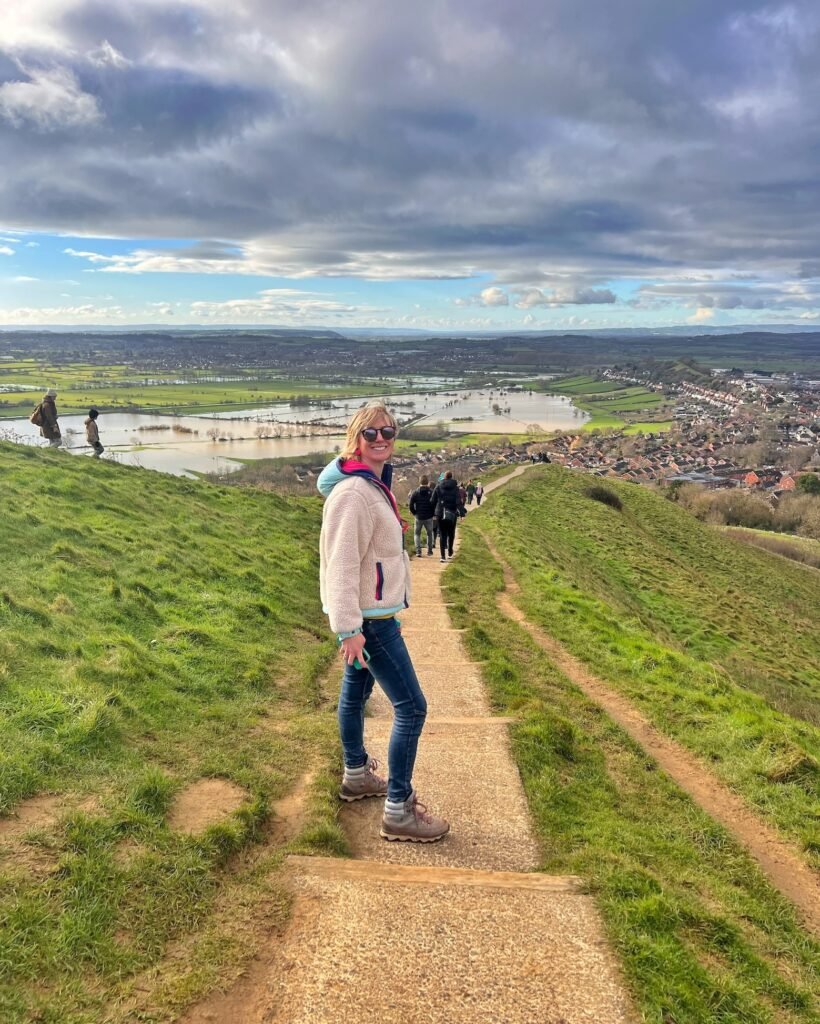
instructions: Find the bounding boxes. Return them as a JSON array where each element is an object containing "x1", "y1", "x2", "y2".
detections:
[
  {"x1": 338, "y1": 617, "x2": 427, "y2": 802},
  {"x1": 414, "y1": 516, "x2": 435, "y2": 554}
]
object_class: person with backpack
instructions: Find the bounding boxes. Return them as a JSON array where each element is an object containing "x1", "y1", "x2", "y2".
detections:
[
  {"x1": 31, "y1": 389, "x2": 62, "y2": 448},
  {"x1": 408, "y1": 475, "x2": 436, "y2": 557},
  {"x1": 474, "y1": 481, "x2": 484, "y2": 505},
  {"x1": 85, "y1": 408, "x2": 104, "y2": 458},
  {"x1": 431, "y1": 471, "x2": 466, "y2": 562}
]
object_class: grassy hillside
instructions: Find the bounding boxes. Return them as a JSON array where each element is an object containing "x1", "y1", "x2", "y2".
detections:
[
  {"x1": 444, "y1": 532, "x2": 819, "y2": 1024},
  {"x1": 475, "y1": 467, "x2": 820, "y2": 861},
  {"x1": 0, "y1": 443, "x2": 340, "y2": 1023}
]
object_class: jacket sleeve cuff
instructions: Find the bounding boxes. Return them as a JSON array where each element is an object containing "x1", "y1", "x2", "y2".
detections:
[{"x1": 336, "y1": 626, "x2": 363, "y2": 641}]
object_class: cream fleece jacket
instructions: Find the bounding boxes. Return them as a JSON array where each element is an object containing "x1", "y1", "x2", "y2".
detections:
[{"x1": 319, "y1": 475, "x2": 411, "y2": 635}]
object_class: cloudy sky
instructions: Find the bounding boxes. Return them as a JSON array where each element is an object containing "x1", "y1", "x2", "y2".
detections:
[{"x1": 1, "y1": 0, "x2": 819, "y2": 329}]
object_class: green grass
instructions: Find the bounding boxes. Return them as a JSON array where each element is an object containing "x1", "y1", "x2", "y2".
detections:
[
  {"x1": 471, "y1": 467, "x2": 820, "y2": 862},
  {"x1": 544, "y1": 375, "x2": 670, "y2": 429},
  {"x1": 444, "y1": 527, "x2": 819, "y2": 1023},
  {"x1": 547, "y1": 374, "x2": 622, "y2": 394},
  {"x1": 0, "y1": 443, "x2": 343, "y2": 1022},
  {"x1": 0, "y1": 361, "x2": 399, "y2": 418},
  {"x1": 624, "y1": 420, "x2": 675, "y2": 435},
  {"x1": 722, "y1": 528, "x2": 820, "y2": 570}
]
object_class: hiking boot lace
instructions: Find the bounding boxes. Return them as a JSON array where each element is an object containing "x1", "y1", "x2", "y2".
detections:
[
  {"x1": 366, "y1": 758, "x2": 386, "y2": 785},
  {"x1": 411, "y1": 796, "x2": 435, "y2": 824}
]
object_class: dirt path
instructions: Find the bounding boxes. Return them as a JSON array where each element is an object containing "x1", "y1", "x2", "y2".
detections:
[
  {"x1": 478, "y1": 524, "x2": 820, "y2": 936},
  {"x1": 182, "y1": 462, "x2": 636, "y2": 1024}
]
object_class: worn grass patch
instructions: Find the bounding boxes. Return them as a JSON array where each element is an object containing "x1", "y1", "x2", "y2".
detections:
[
  {"x1": 0, "y1": 442, "x2": 342, "y2": 1023},
  {"x1": 444, "y1": 527, "x2": 819, "y2": 1024}
]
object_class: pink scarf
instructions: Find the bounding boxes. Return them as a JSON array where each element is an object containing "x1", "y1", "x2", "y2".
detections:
[{"x1": 341, "y1": 458, "x2": 408, "y2": 533}]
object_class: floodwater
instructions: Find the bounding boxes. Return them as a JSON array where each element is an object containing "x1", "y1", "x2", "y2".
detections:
[
  {"x1": 409, "y1": 387, "x2": 587, "y2": 433},
  {"x1": 0, "y1": 412, "x2": 342, "y2": 478},
  {"x1": 1, "y1": 385, "x2": 586, "y2": 476}
]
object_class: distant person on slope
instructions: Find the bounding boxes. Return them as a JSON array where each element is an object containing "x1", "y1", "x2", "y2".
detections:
[
  {"x1": 474, "y1": 481, "x2": 484, "y2": 505},
  {"x1": 409, "y1": 475, "x2": 436, "y2": 557},
  {"x1": 431, "y1": 471, "x2": 465, "y2": 562},
  {"x1": 85, "y1": 408, "x2": 104, "y2": 458},
  {"x1": 466, "y1": 480, "x2": 476, "y2": 505},
  {"x1": 32, "y1": 389, "x2": 62, "y2": 448},
  {"x1": 317, "y1": 401, "x2": 449, "y2": 843}
]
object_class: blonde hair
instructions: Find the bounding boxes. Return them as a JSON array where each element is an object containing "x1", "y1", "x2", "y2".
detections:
[{"x1": 341, "y1": 400, "x2": 398, "y2": 459}]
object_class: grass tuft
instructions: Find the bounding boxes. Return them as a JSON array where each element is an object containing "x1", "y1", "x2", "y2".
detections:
[{"x1": 585, "y1": 483, "x2": 624, "y2": 510}]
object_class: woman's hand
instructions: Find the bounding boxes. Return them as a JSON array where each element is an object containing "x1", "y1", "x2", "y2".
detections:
[{"x1": 340, "y1": 632, "x2": 367, "y2": 667}]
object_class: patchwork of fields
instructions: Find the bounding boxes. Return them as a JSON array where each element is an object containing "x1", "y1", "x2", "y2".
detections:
[{"x1": 547, "y1": 373, "x2": 670, "y2": 430}]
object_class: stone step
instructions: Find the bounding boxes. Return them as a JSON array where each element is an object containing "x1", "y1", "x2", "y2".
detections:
[
  {"x1": 403, "y1": 630, "x2": 470, "y2": 662},
  {"x1": 342, "y1": 719, "x2": 540, "y2": 872},
  {"x1": 288, "y1": 854, "x2": 581, "y2": 891},
  {"x1": 272, "y1": 856, "x2": 635, "y2": 1024},
  {"x1": 367, "y1": 669, "x2": 492, "y2": 718}
]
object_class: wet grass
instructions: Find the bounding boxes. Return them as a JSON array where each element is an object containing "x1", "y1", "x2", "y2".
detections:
[
  {"x1": 0, "y1": 442, "x2": 343, "y2": 1023},
  {"x1": 444, "y1": 526, "x2": 819, "y2": 1024}
]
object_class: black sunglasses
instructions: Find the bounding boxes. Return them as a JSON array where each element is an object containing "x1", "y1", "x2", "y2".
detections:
[{"x1": 361, "y1": 425, "x2": 397, "y2": 441}]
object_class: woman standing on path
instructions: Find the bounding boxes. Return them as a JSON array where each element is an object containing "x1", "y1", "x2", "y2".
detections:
[{"x1": 318, "y1": 401, "x2": 450, "y2": 843}]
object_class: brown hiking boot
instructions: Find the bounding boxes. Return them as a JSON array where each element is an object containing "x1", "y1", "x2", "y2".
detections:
[
  {"x1": 380, "y1": 791, "x2": 450, "y2": 843},
  {"x1": 339, "y1": 758, "x2": 388, "y2": 802}
]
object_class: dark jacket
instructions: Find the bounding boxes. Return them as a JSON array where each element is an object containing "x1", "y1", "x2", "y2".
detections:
[
  {"x1": 432, "y1": 478, "x2": 465, "y2": 517},
  {"x1": 409, "y1": 484, "x2": 436, "y2": 520},
  {"x1": 40, "y1": 397, "x2": 60, "y2": 440}
]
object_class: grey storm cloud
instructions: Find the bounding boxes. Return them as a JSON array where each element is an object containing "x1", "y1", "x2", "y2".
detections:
[{"x1": 1, "y1": 0, "x2": 820, "y2": 300}]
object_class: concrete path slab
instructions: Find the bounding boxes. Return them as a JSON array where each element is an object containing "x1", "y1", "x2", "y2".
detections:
[
  {"x1": 342, "y1": 719, "x2": 542, "y2": 872},
  {"x1": 368, "y1": 674, "x2": 492, "y2": 718},
  {"x1": 271, "y1": 857, "x2": 634, "y2": 1024}
]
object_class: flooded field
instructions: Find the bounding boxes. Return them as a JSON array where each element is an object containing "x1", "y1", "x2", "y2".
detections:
[{"x1": 2, "y1": 384, "x2": 585, "y2": 476}]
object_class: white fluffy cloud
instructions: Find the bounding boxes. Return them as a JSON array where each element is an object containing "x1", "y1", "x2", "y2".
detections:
[
  {"x1": 479, "y1": 286, "x2": 509, "y2": 306},
  {"x1": 0, "y1": 66, "x2": 102, "y2": 131},
  {"x1": 475, "y1": 284, "x2": 617, "y2": 308},
  {"x1": 0, "y1": 303, "x2": 125, "y2": 323},
  {"x1": 189, "y1": 287, "x2": 382, "y2": 323}
]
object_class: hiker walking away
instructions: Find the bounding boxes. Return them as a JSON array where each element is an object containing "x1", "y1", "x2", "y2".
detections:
[
  {"x1": 317, "y1": 401, "x2": 449, "y2": 843},
  {"x1": 85, "y1": 408, "x2": 104, "y2": 458},
  {"x1": 431, "y1": 470, "x2": 465, "y2": 562},
  {"x1": 466, "y1": 479, "x2": 476, "y2": 505},
  {"x1": 31, "y1": 388, "x2": 62, "y2": 448},
  {"x1": 408, "y1": 475, "x2": 436, "y2": 557},
  {"x1": 474, "y1": 481, "x2": 484, "y2": 505},
  {"x1": 458, "y1": 481, "x2": 467, "y2": 507}
]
